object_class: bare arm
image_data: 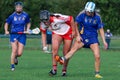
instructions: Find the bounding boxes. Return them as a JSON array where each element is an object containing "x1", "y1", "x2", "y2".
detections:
[
  {"x1": 70, "y1": 17, "x2": 76, "y2": 38},
  {"x1": 75, "y1": 22, "x2": 80, "y2": 36},
  {"x1": 4, "y1": 23, "x2": 9, "y2": 35},
  {"x1": 26, "y1": 22, "x2": 31, "y2": 31},
  {"x1": 41, "y1": 31, "x2": 47, "y2": 47},
  {"x1": 99, "y1": 28, "x2": 108, "y2": 49},
  {"x1": 75, "y1": 22, "x2": 82, "y2": 42}
]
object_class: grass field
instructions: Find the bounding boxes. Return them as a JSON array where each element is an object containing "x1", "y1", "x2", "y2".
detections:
[{"x1": 0, "y1": 38, "x2": 120, "y2": 80}]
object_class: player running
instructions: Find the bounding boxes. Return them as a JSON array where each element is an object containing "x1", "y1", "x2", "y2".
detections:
[
  {"x1": 55, "y1": 2, "x2": 108, "y2": 78},
  {"x1": 4, "y1": 1, "x2": 31, "y2": 71},
  {"x1": 40, "y1": 10, "x2": 75, "y2": 76}
]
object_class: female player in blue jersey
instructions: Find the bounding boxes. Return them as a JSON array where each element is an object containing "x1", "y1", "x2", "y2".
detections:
[
  {"x1": 4, "y1": 2, "x2": 31, "y2": 71},
  {"x1": 55, "y1": 2, "x2": 108, "y2": 78}
]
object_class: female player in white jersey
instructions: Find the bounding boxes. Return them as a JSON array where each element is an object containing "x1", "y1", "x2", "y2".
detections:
[{"x1": 40, "y1": 10, "x2": 75, "y2": 76}]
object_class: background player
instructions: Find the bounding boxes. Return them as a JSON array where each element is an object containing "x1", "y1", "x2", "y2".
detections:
[
  {"x1": 105, "y1": 29, "x2": 113, "y2": 49},
  {"x1": 4, "y1": 1, "x2": 31, "y2": 71}
]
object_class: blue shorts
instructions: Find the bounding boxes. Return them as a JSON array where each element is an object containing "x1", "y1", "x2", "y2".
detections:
[
  {"x1": 47, "y1": 34, "x2": 52, "y2": 44},
  {"x1": 10, "y1": 34, "x2": 26, "y2": 46},
  {"x1": 81, "y1": 35, "x2": 99, "y2": 48}
]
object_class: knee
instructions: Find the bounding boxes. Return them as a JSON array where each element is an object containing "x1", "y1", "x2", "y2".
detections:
[
  {"x1": 12, "y1": 50, "x2": 17, "y2": 54},
  {"x1": 12, "y1": 48, "x2": 17, "y2": 54},
  {"x1": 17, "y1": 52, "x2": 22, "y2": 57},
  {"x1": 95, "y1": 55, "x2": 100, "y2": 61},
  {"x1": 52, "y1": 47, "x2": 58, "y2": 54}
]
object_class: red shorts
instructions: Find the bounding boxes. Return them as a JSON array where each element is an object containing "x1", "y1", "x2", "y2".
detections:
[{"x1": 52, "y1": 28, "x2": 72, "y2": 40}]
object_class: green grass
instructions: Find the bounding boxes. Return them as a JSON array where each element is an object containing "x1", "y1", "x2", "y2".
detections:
[{"x1": 0, "y1": 38, "x2": 120, "y2": 80}]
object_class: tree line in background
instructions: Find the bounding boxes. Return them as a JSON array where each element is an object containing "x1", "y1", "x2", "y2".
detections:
[{"x1": 0, "y1": 0, "x2": 120, "y2": 34}]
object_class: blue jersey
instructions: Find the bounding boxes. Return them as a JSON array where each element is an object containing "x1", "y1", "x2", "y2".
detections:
[
  {"x1": 6, "y1": 11, "x2": 30, "y2": 32},
  {"x1": 75, "y1": 10, "x2": 103, "y2": 37},
  {"x1": 105, "y1": 32, "x2": 112, "y2": 39},
  {"x1": 6, "y1": 11, "x2": 30, "y2": 45}
]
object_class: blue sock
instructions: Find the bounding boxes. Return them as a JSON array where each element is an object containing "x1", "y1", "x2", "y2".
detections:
[{"x1": 11, "y1": 64, "x2": 15, "y2": 68}]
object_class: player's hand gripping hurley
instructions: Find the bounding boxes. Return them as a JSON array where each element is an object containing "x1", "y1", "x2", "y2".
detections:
[{"x1": 11, "y1": 27, "x2": 40, "y2": 34}]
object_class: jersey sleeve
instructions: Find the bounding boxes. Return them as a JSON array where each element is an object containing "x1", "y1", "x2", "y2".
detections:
[
  {"x1": 6, "y1": 15, "x2": 13, "y2": 24},
  {"x1": 75, "y1": 12, "x2": 84, "y2": 23},
  {"x1": 75, "y1": 13, "x2": 84, "y2": 31},
  {"x1": 97, "y1": 15, "x2": 104, "y2": 29},
  {"x1": 63, "y1": 16, "x2": 73, "y2": 26},
  {"x1": 25, "y1": 14, "x2": 30, "y2": 23},
  {"x1": 40, "y1": 22, "x2": 47, "y2": 33}
]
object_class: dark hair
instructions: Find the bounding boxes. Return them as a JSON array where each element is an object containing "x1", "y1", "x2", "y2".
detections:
[{"x1": 15, "y1": 1, "x2": 23, "y2": 6}]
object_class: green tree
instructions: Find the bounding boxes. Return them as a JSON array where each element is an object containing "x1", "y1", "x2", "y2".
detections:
[{"x1": 0, "y1": 0, "x2": 120, "y2": 34}]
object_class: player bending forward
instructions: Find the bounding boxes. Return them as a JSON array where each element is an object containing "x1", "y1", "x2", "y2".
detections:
[{"x1": 40, "y1": 10, "x2": 75, "y2": 76}]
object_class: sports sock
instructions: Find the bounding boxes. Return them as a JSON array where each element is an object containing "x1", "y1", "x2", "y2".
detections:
[
  {"x1": 62, "y1": 69, "x2": 66, "y2": 72},
  {"x1": 62, "y1": 57, "x2": 66, "y2": 61},
  {"x1": 95, "y1": 71, "x2": 100, "y2": 74},
  {"x1": 53, "y1": 65, "x2": 57, "y2": 71},
  {"x1": 11, "y1": 64, "x2": 15, "y2": 68}
]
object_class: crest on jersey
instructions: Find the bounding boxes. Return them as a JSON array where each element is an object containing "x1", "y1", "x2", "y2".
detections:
[
  {"x1": 85, "y1": 17, "x2": 87, "y2": 23},
  {"x1": 85, "y1": 39, "x2": 89, "y2": 43},
  {"x1": 89, "y1": 19, "x2": 92, "y2": 23},
  {"x1": 18, "y1": 17, "x2": 21, "y2": 21},
  {"x1": 22, "y1": 16, "x2": 25, "y2": 21},
  {"x1": 14, "y1": 16, "x2": 17, "y2": 21},
  {"x1": 93, "y1": 20, "x2": 97, "y2": 24}
]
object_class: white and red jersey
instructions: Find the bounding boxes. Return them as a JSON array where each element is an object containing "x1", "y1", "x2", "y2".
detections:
[{"x1": 40, "y1": 14, "x2": 73, "y2": 35}]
